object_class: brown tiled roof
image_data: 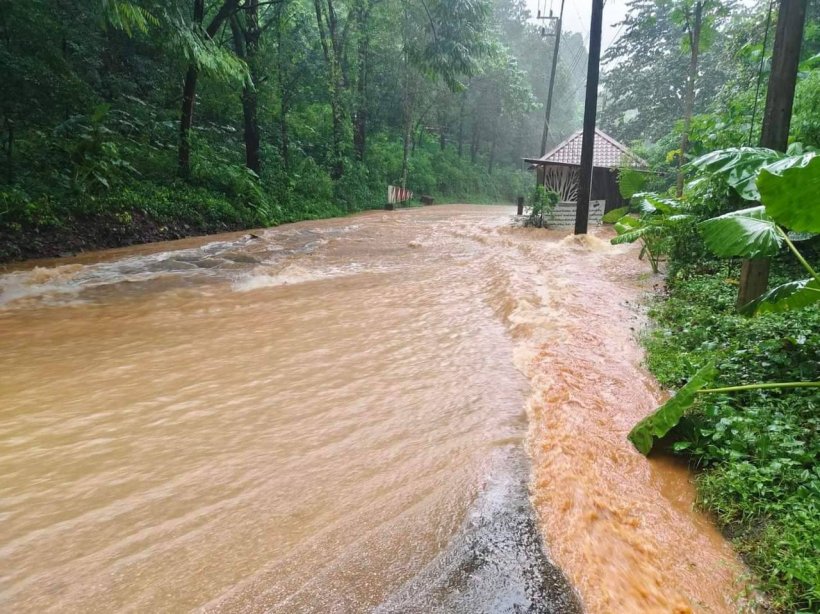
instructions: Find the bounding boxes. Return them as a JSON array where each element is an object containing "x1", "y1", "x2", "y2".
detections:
[{"x1": 524, "y1": 129, "x2": 648, "y2": 169}]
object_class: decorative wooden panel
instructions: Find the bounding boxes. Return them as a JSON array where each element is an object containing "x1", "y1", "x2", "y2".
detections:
[{"x1": 543, "y1": 165, "x2": 579, "y2": 202}]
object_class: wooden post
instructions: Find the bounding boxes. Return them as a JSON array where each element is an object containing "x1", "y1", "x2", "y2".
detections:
[
  {"x1": 517, "y1": 196, "x2": 525, "y2": 215},
  {"x1": 574, "y1": 0, "x2": 604, "y2": 235},
  {"x1": 737, "y1": 0, "x2": 807, "y2": 309}
]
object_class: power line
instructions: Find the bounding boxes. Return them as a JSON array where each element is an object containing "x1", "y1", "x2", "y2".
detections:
[{"x1": 748, "y1": 0, "x2": 775, "y2": 145}]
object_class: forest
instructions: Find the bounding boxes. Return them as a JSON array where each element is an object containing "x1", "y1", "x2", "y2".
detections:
[
  {"x1": 2, "y1": 0, "x2": 820, "y2": 610},
  {"x1": 0, "y1": 0, "x2": 589, "y2": 260}
]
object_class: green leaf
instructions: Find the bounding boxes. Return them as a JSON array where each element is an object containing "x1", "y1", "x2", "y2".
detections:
[
  {"x1": 688, "y1": 147, "x2": 783, "y2": 200},
  {"x1": 611, "y1": 226, "x2": 649, "y2": 244},
  {"x1": 603, "y1": 207, "x2": 629, "y2": 224},
  {"x1": 100, "y1": 0, "x2": 157, "y2": 36},
  {"x1": 628, "y1": 362, "x2": 718, "y2": 455},
  {"x1": 757, "y1": 154, "x2": 820, "y2": 233},
  {"x1": 699, "y1": 206, "x2": 782, "y2": 258},
  {"x1": 615, "y1": 214, "x2": 642, "y2": 228},
  {"x1": 617, "y1": 168, "x2": 648, "y2": 199},
  {"x1": 739, "y1": 279, "x2": 820, "y2": 315},
  {"x1": 637, "y1": 193, "x2": 681, "y2": 215},
  {"x1": 787, "y1": 231, "x2": 816, "y2": 242}
]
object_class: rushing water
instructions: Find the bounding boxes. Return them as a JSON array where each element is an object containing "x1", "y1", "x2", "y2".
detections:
[{"x1": 0, "y1": 205, "x2": 748, "y2": 612}]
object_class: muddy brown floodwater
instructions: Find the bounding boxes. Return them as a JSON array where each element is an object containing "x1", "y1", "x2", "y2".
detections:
[{"x1": 0, "y1": 205, "x2": 749, "y2": 613}]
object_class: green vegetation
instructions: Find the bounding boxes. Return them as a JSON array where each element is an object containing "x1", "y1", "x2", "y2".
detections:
[
  {"x1": 600, "y1": 2, "x2": 820, "y2": 607},
  {"x1": 643, "y1": 272, "x2": 819, "y2": 612},
  {"x1": 613, "y1": 151, "x2": 819, "y2": 610},
  {"x1": 523, "y1": 185, "x2": 558, "y2": 227},
  {"x1": 0, "y1": 0, "x2": 587, "y2": 261},
  {"x1": 611, "y1": 193, "x2": 691, "y2": 273}
]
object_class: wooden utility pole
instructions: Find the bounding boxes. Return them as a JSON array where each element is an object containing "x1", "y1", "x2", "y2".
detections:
[
  {"x1": 676, "y1": 0, "x2": 704, "y2": 197},
  {"x1": 736, "y1": 0, "x2": 807, "y2": 308},
  {"x1": 574, "y1": 0, "x2": 604, "y2": 235},
  {"x1": 540, "y1": 0, "x2": 566, "y2": 156}
]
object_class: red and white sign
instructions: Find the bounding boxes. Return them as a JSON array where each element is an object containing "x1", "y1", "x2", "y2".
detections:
[{"x1": 388, "y1": 185, "x2": 413, "y2": 204}]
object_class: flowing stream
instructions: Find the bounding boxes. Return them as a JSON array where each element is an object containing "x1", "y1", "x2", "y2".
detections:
[{"x1": 0, "y1": 205, "x2": 748, "y2": 612}]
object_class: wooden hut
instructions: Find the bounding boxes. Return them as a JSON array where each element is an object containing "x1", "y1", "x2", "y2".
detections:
[{"x1": 524, "y1": 129, "x2": 648, "y2": 226}]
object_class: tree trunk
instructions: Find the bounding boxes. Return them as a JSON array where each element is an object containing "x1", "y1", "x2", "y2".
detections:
[
  {"x1": 4, "y1": 117, "x2": 13, "y2": 184},
  {"x1": 314, "y1": 0, "x2": 347, "y2": 179},
  {"x1": 178, "y1": 0, "x2": 204, "y2": 178},
  {"x1": 470, "y1": 120, "x2": 479, "y2": 163},
  {"x1": 231, "y1": 3, "x2": 261, "y2": 175},
  {"x1": 353, "y1": 1, "x2": 369, "y2": 162},
  {"x1": 737, "y1": 0, "x2": 808, "y2": 308},
  {"x1": 488, "y1": 108, "x2": 498, "y2": 174},
  {"x1": 401, "y1": 117, "x2": 411, "y2": 189},
  {"x1": 178, "y1": 0, "x2": 240, "y2": 178},
  {"x1": 274, "y1": 3, "x2": 290, "y2": 170},
  {"x1": 280, "y1": 98, "x2": 290, "y2": 171},
  {"x1": 457, "y1": 94, "x2": 465, "y2": 157},
  {"x1": 400, "y1": 4, "x2": 411, "y2": 189},
  {"x1": 676, "y1": 1, "x2": 702, "y2": 197},
  {"x1": 488, "y1": 135, "x2": 496, "y2": 174}
]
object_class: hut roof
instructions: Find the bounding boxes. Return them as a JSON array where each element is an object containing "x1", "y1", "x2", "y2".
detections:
[{"x1": 524, "y1": 128, "x2": 648, "y2": 169}]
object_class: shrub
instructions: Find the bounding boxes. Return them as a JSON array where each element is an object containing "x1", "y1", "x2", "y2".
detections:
[{"x1": 523, "y1": 185, "x2": 558, "y2": 227}]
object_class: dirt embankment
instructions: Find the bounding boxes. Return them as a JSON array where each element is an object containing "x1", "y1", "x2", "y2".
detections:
[{"x1": 0, "y1": 210, "x2": 256, "y2": 264}]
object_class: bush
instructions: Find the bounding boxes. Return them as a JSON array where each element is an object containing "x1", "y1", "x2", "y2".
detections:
[
  {"x1": 523, "y1": 185, "x2": 558, "y2": 227},
  {"x1": 643, "y1": 272, "x2": 820, "y2": 612}
]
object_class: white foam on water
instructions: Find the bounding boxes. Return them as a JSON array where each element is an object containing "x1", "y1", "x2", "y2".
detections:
[{"x1": 232, "y1": 262, "x2": 367, "y2": 292}]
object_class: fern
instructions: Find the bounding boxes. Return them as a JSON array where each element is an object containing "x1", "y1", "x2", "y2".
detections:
[
  {"x1": 100, "y1": 1, "x2": 158, "y2": 36},
  {"x1": 165, "y1": 11, "x2": 249, "y2": 84}
]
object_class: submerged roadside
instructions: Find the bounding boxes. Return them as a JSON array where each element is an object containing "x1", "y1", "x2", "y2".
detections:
[
  {"x1": 0, "y1": 180, "x2": 512, "y2": 265},
  {"x1": 640, "y1": 265, "x2": 820, "y2": 612}
]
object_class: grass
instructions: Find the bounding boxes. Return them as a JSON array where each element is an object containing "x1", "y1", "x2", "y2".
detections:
[{"x1": 642, "y1": 268, "x2": 820, "y2": 612}]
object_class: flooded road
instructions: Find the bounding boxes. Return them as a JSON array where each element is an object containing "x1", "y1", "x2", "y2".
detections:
[{"x1": 0, "y1": 205, "x2": 747, "y2": 612}]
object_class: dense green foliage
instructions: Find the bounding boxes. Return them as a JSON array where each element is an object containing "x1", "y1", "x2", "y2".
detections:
[
  {"x1": 620, "y1": 154, "x2": 820, "y2": 610},
  {"x1": 611, "y1": 192, "x2": 691, "y2": 273},
  {"x1": 523, "y1": 184, "x2": 558, "y2": 227},
  {"x1": 600, "y1": 5, "x2": 820, "y2": 604},
  {"x1": 0, "y1": 0, "x2": 586, "y2": 260},
  {"x1": 624, "y1": 150, "x2": 819, "y2": 455},
  {"x1": 602, "y1": 0, "x2": 820, "y2": 163},
  {"x1": 644, "y1": 272, "x2": 819, "y2": 612}
]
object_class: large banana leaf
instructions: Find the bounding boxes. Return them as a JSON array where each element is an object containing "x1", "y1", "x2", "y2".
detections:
[
  {"x1": 628, "y1": 362, "x2": 718, "y2": 455},
  {"x1": 739, "y1": 278, "x2": 820, "y2": 315},
  {"x1": 611, "y1": 225, "x2": 651, "y2": 244},
  {"x1": 688, "y1": 147, "x2": 783, "y2": 200},
  {"x1": 699, "y1": 206, "x2": 782, "y2": 258},
  {"x1": 634, "y1": 192, "x2": 681, "y2": 215},
  {"x1": 757, "y1": 154, "x2": 820, "y2": 233}
]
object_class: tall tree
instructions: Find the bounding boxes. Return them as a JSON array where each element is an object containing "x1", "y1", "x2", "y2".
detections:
[
  {"x1": 737, "y1": 0, "x2": 808, "y2": 307},
  {"x1": 674, "y1": 0, "x2": 726, "y2": 195},
  {"x1": 601, "y1": 0, "x2": 728, "y2": 144},
  {"x1": 177, "y1": 0, "x2": 241, "y2": 178},
  {"x1": 230, "y1": 0, "x2": 262, "y2": 175},
  {"x1": 313, "y1": 0, "x2": 349, "y2": 179}
]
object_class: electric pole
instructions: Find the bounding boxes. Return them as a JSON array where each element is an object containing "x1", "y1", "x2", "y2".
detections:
[
  {"x1": 574, "y1": 0, "x2": 604, "y2": 235},
  {"x1": 539, "y1": 0, "x2": 566, "y2": 156},
  {"x1": 736, "y1": 0, "x2": 807, "y2": 308}
]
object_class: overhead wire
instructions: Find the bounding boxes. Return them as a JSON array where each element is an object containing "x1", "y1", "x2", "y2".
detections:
[{"x1": 747, "y1": 0, "x2": 775, "y2": 145}]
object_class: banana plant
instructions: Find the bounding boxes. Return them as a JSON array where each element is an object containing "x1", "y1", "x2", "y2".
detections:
[
  {"x1": 700, "y1": 152, "x2": 820, "y2": 315},
  {"x1": 610, "y1": 192, "x2": 692, "y2": 273},
  {"x1": 628, "y1": 152, "x2": 820, "y2": 455}
]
